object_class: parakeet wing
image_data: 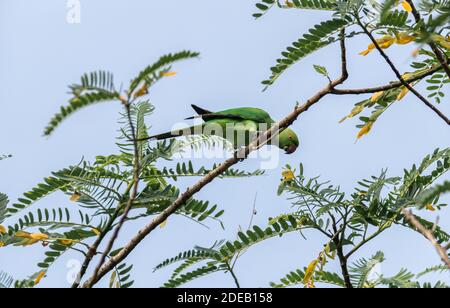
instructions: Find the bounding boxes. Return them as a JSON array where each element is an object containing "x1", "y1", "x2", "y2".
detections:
[{"x1": 187, "y1": 105, "x2": 274, "y2": 125}]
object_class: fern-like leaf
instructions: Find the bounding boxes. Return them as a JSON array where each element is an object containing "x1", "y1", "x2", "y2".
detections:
[
  {"x1": 162, "y1": 265, "x2": 223, "y2": 288},
  {"x1": 349, "y1": 251, "x2": 385, "y2": 288},
  {"x1": 44, "y1": 91, "x2": 120, "y2": 136},
  {"x1": 129, "y1": 51, "x2": 200, "y2": 94},
  {"x1": 270, "y1": 269, "x2": 345, "y2": 288},
  {"x1": 0, "y1": 193, "x2": 8, "y2": 224},
  {"x1": 263, "y1": 17, "x2": 351, "y2": 89}
]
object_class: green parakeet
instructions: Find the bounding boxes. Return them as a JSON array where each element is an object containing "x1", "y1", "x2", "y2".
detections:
[{"x1": 149, "y1": 105, "x2": 299, "y2": 154}]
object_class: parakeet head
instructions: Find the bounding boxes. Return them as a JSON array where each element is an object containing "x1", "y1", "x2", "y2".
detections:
[{"x1": 278, "y1": 128, "x2": 299, "y2": 154}]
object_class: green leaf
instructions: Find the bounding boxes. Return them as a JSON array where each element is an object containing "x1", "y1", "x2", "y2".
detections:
[
  {"x1": 263, "y1": 17, "x2": 351, "y2": 89},
  {"x1": 44, "y1": 90, "x2": 120, "y2": 136},
  {"x1": 129, "y1": 51, "x2": 200, "y2": 94},
  {"x1": 289, "y1": 0, "x2": 337, "y2": 11},
  {"x1": 349, "y1": 251, "x2": 385, "y2": 288},
  {"x1": 0, "y1": 193, "x2": 8, "y2": 224},
  {"x1": 313, "y1": 64, "x2": 330, "y2": 78}
]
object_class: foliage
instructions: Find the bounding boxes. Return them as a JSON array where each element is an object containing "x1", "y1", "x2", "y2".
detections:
[
  {"x1": 156, "y1": 149, "x2": 450, "y2": 288},
  {"x1": 2, "y1": 0, "x2": 450, "y2": 289},
  {"x1": 253, "y1": 0, "x2": 449, "y2": 139},
  {"x1": 0, "y1": 51, "x2": 263, "y2": 288},
  {"x1": 262, "y1": 17, "x2": 352, "y2": 88}
]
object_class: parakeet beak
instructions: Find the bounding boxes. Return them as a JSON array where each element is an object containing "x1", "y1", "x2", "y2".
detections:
[{"x1": 285, "y1": 144, "x2": 298, "y2": 154}]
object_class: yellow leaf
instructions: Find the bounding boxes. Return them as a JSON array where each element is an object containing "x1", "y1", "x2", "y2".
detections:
[
  {"x1": 29, "y1": 233, "x2": 49, "y2": 241},
  {"x1": 282, "y1": 170, "x2": 295, "y2": 182},
  {"x1": 285, "y1": 0, "x2": 294, "y2": 7},
  {"x1": 0, "y1": 225, "x2": 6, "y2": 234},
  {"x1": 433, "y1": 34, "x2": 450, "y2": 49},
  {"x1": 0, "y1": 241, "x2": 5, "y2": 248},
  {"x1": 92, "y1": 228, "x2": 101, "y2": 236},
  {"x1": 359, "y1": 36, "x2": 395, "y2": 56},
  {"x1": 34, "y1": 271, "x2": 46, "y2": 285},
  {"x1": 397, "y1": 86, "x2": 410, "y2": 101},
  {"x1": 160, "y1": 220, "x2": 168, "y2": 229},
  {"x1": 324, "y1": 243, "x2": 337, "y2": 260},
  {"x1": 426, "y1": 204, "x2": 436, "y2": 212},
  {"x1": 402, "y1": 72, "x2": 413, "y2": 80},
  {"x1": 359, "y1": 49, "x2": 372, "y2": 56},
  {"x1": 59, "y1": 239, "x2": 75, "y2": 246},
  {"x1": 70, "y1": 192, "x2": 81, "y2": 202},
  {"x1": 401, "y1": 1, "x2": 413, "y2": 13},
  {"x1": 134, "y1": 83, "x2": 149, "y2": 98},
  {"x1": 395, "y1": 32, "x2": 416, "y2": 45},
  {"x1": 357, "y1": 122, "x2": 374, "y2": 139},
  {"x1": 163, "y1": 71, "x2": 177, "y2": 77},
  {"x1": 15, "y1": 231, "x2": 32, "y2": 239},
  {"x1": 378, "y1": 36, "x2": 396, "y2": 49},
  {"x1": 303, "y1": 260, "x2": 319, "y2": 284},
  {"x1": 411, "y1": 49, "x2": 420, "y2": 58},
  {"x1": 340, "y1": 105, "x2": 365, "y2": 123},
  {"x1": 371, "y1": 91, "x2": 384, "y2": 103}
]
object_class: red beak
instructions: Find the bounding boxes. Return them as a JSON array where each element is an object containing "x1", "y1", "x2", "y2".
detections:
[{"x1": 285, "y1": 144, "x2": 298, "y2": 154}]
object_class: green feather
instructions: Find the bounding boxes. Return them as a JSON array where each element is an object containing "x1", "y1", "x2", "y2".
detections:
[{"x1": 149, "y1": 105, "x2": 299, "y2": 154}]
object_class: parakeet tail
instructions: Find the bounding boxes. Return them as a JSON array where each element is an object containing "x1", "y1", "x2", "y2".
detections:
[{"x1": 147, "y1": 125, "x2": 204, "y2": 141}]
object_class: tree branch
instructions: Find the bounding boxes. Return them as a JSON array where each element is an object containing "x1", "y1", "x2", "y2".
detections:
[
  {"x1": 331, "y1": 65, "x2": 442, "y2": 95},
  {"x1": 80, "y1": 28, "x2": 350, "y2": 288},
  {"x1": 331, "y1": 214, "x2": 353, "y2": 288},
  {"x1": 357, "y1": 18, "x2": 450, "y2": 125},
  {"x1": 406, "y1": 0, "x2": 450, "y2": 80},
  {"x1": 402, "y1": 209, "x2": 450, "y2": 269}
]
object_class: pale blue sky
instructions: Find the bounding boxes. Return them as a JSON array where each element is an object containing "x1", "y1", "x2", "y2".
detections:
[{"x1": 1, "y1": 0, "x2": 449, "y2": 288}]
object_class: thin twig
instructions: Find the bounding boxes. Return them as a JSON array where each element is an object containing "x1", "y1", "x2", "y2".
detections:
[
  {"x1": 85, "y1": 100, "x2": 142, "y2": 288},
  {"x1": 226, "y1": 262, "x2": 241, "y2": 288},
  {"x1": 80, "y1": 28, "x2": 350, "y2": 288},
  {"x1": 402, "y1": 209, "x2": 450, "y2": 269},
  {"x1": 331, "y1": 65, "x2": 442, "y2": 95},
  {"x1": 357, "y1": 17, "x2": 450, "y2": 125},
  {"x1": 70, "y1": 207, "x2": 124, "y2": 288},
  {"x1": 231, "y1": 192, "x2": 258, "y2": 269}
]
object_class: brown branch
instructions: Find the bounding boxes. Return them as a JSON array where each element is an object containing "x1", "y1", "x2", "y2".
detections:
[
  {"x1": 71, "y1": 99, "x2": 143, "y2": 288},
  {"x1": 402, "y1": 209, "x2": 450, "y2": 269},
  {"x1": 331, "y1": 214, "x2": 353, "y2": 288},
  {"x1": 357, "y1": 18, "x2": 450, "y2": 125},
  {"x1": 80, "y1": 29, "x2": 349, "y2": 288},
  {"x1": 331, "y1": 65, "x2": 442, "y2": 95},
  {"x1": 406, "y1": 0, "x2": 450, "y2": 79}
]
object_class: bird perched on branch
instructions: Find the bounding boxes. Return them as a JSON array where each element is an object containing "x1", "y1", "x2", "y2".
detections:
[{"x1": 147, "y1": 105, "x2": 299, "y2": 154}]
